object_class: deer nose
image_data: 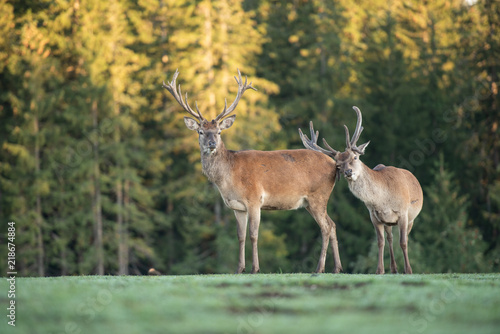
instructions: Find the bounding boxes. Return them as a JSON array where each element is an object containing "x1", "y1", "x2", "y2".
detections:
[
  {"x1": 345, "y1": 169, "x2": 352, "y2": 177},
  {"x1": 208, "y1": 140, "x2": 217, "y2": 149}
]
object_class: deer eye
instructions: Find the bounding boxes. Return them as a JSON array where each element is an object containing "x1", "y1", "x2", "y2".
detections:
[
  {"x1": 198, "y1": 130, "x2": 204, "y2": 135},
  {"x1": 353, "y1": 156, "x2": 358, "y2": 160},
  {"x1": 217, "y1": 131, "x2": 221, "y2": 135}
]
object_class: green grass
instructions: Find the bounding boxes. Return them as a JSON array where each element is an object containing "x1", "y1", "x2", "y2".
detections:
[{"x1": 1, "y1": 273, "x2": 499, "y2": 334}]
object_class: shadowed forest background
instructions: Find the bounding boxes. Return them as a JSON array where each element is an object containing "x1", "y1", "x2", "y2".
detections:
[{"x1": 0, "y1": 0, "x2": 498, "y2": 276}]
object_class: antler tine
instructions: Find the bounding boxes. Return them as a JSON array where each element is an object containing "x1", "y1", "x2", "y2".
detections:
[
  {"x1": 299, "y1": 121, "x2": 338, "y2": 157},
  {"x1": 193, "y1": 101, "x2": 205, "y2": 120},
  {"x1": 162, "y1": 69, "x2": 205, "y2": 121},
  {"x1": 322, "y1": 138, "x2": 338, "y2": 155},
  {"x1": 218, "y1": 99, "x2": 228, "y2": 120},
  {"x1": 298, "y1": 128, "x2": 317, "y2": 152},
  {"x1": 215, "y1": 69, "x2": 257, "y2": 122},
  {"x1": 350, "y1": 106, "x2": 363, "y2": 147},
  {"x1": 308, "y1": 120, "x2": 317, "y2": 142},
  {"x1": 343, "y1": 124, "x2": 351, "y2": 149}
]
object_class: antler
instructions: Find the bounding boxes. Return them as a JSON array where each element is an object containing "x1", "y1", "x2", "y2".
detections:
[
  {"x1": 299, "y1": 121, "x2": 338, "y2": 157},
  {"x1": 345, "y1": 106, "x2": 369, "y2": 154},
  {"x1": 162, "y1": 69, "x2": 206, "y2": 121},
  {"x1": 214, "y1": 69, "x2": 257, "y2": 122},
  {"x1": 344, "y1": 106, "x2": 364, "y2": 149},
  {"x1": 350, "y1": 106, "x2": 364, "y2": 147}
]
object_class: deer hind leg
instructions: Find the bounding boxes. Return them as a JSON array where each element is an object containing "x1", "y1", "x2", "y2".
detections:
[
  {"x1": 306, "y1": 205, "x2": 331, "y2": 274},
  {"x1": 384, "y1": 225, "x2": 398, "y2": 274},
  {"x1": 327, "y1": 216, "x2": 343, "y2": 273},
  {"x1": 248, "y1": 206, "x2": 261, "y2": 274},
  {"x1": 398, "y1": 215, "x2": 413, "y2": 274},
  {"x1": 233, "y1": 210, "x2": 248, "y2": 274},
  {"x1": 408, "y1": 219, "x2": 415, "y2": 235},
  {"x1": 370, "y1": 212, "x2": 385, "y2": 274}
]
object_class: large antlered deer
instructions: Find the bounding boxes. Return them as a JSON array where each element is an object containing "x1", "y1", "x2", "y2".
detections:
[
  {"x1": 299, "y1": 106, "x2": 423, "y2": 274},
  {"x1": 162, "y1": 69, "x2": 342, "y2": 274}
]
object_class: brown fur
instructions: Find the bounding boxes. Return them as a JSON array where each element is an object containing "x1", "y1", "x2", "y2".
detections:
[
  {"x1": 199, "y1": 137, "x2": 342, "y2": 274},
  {"x1": 164, "y1": 70, "x2": 343, "y2": 274}
]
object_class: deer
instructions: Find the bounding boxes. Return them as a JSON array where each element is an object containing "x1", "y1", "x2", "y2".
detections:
[
  {"x1": 162, "y1": 69, "x2": 343, "y2": 274},
  {"x1": 299, "y1": 106, "x2": 423, "y2": 274}
]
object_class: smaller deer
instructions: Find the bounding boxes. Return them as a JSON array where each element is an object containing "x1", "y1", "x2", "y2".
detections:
[
  {"x1": 300, "y1": 106, "x2": 423, "y2": 274},
  {"x1": 163, "y1": 69, "x2": 343, "y2": 274}
]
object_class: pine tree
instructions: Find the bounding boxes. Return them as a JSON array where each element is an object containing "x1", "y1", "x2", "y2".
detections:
[
  {"x1": 1, "y1": 0, "x2": 497, "y2": 276},
  {"x1": 414, "y1": 155, "x2": 489, "y2": 273},
  {"x1": 74, "y1": 0, "x2": 157, "y2": 275},
  {"x1": 1, "y1": 11, "x2": 68, "y2": 276},
  {"x1": 0, "y1": 0, "x2": 16, "y2": 275},
  {"x1": 461, "y1": 0, "x2": 500, "y2": 268}
]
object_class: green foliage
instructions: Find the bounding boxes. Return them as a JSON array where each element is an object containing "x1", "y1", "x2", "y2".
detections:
[
  {"x1": 414, "y1": 155, "x2": 489, "y2": 273},
  {"x1": 0, "y1": 0, "x2": 499, "y2": 276}
]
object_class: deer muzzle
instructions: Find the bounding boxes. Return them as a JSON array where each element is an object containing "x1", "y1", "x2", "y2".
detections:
[{"x1": 345, "y1": 169, "x2": 353, "y2": 178}]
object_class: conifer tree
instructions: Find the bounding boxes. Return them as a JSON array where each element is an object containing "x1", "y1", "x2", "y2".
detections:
[
  {"x1": 463, "y1": 0, "x2": 500, "y2": 268},
  {"x1": 1, "y1": 0, "x2": 498, "y2": 275},
  {"x1": 414, "y1": 155, "x2": 488, "y2": 272}
]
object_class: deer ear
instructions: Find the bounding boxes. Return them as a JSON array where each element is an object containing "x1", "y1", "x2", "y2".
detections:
[
  {"x1": 184, "y1": 117, "x2": 200, "y2": 131},
  {"x1": 219, "y1": 115, "x2": 236, "y2": 130},
  {"x1": 355, "y1": 141, "x2": 370, "y2": 155}
]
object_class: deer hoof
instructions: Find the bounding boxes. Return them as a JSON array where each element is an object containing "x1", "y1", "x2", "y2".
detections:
[
  {"x1": 332, "y1": 267, "x2": 343, "y2": 274},
  {"x1": 375, "y1": 268, "x2": 385, "y2": 275},
  {"x1": 251, "y1": 268, "x2": 260, "y2": 274},
  {"x1": 314, "y1": 267, "x2": 325, "y2": 274},
  {"x1": 235, "y1": 267, "x2": 246, "y2": 274}
]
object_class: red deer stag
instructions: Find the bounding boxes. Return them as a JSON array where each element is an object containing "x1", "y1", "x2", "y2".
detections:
[
  {"x1": 162, "y1": 69, "x2": 342, "y2": 274},
  {"x1": 299, "y1": 106, "x2": 423, "y2": 274}
]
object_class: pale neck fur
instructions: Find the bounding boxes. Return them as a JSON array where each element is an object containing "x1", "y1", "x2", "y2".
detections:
[
  {"x1": 200, "y1": 141, "x2": 231, "y2": 185},
  {"x1": 346, "y1": 163, "x2": 381, "y2": 206}
]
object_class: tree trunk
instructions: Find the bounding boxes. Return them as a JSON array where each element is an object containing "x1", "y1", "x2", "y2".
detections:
[
  {"x1": 34, "y1": 111, "x2": 45, "y2": 277},
  {"x1": 92, "y1": 100, "x2": 104, "y2": 275},
  {"x1": 61, "y1": 242, "x2": 67, "y2": 276},
  {"x1": 35, "y1": 195, "x2": 44, "y2": 276},
  {"x1": 167, "y1": 198, "x2": 174, "y2": 272},
  {"x1": 201, "y1": 1, "x2": 222, "y2": 225},
  {"x1": 118, "y1": 179, "x2": 129, "y2": 275},
  {"x1": 202, "y1": 0, "x2": 215, "y2": 108}
]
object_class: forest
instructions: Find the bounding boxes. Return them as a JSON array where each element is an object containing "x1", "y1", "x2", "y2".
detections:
[{"x1": 0, "y1": 0, "x2": 498, "y2": 276}]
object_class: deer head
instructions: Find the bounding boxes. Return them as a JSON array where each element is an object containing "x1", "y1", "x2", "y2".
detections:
[
  {"x1": 299, "y1": 106, "x2": 370, "y2": 181},
  {"x1": 162, "y1": 69, "x2": 256, "y2": 155}
]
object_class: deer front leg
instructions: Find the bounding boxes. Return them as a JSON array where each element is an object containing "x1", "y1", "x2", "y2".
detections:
[
  {"x1": 370, "y1": 211, "x2": 385, "y2": 274},
  {"x1": 305, "y1": 206, "x2": 330, "y2": 274},
  {"x1": 384, "y1": 225, "x2": 398, "y2": 274},
  {"x1": 327, "y1": 216, "x2": 343, "y2": 273},
  {"x1": 398, "y1": 215, "x2": 413, "y2": 274},
  {"x1": 315, "y1": 222, "x2": 330, "y2": 274},
  {"x1": 248, "y1": 207, "x2": 261, "y2": 274},
  {"x1": 233, "y1": 210, "x2": 248, "y2": 274}
]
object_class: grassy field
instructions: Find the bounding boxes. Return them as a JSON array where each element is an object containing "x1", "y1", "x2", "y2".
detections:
[{"x1": 1, "y1": 273, "x2": 499, "y2": 334}]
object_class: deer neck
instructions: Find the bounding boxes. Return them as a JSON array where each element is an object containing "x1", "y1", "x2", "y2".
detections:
[
  {"x1": 200, "y1": 141, "x2": 231, "y2": 185},
  {"x1": 346, "y1": 163, "x2": 380, "y2": 205}
]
